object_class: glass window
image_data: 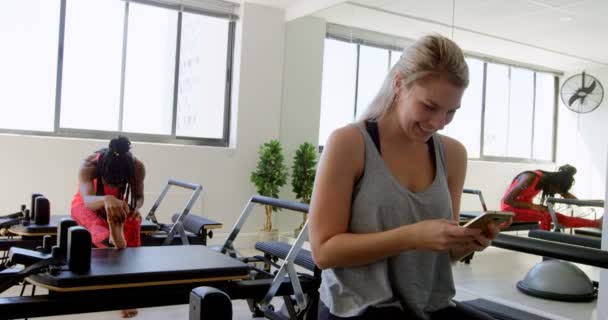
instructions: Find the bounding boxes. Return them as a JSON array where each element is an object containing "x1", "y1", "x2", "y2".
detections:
[
  {"x1": 318, "y1": 39, "x2": 357, "y2": 146},
  {"x1": 318, "y1": 37, "x2": 557, "y2": 162},
  {"x1": 483, "y1": 63, "x2": 510, "y2": 157},
  {"x1": 507, "y1": 67, "x2": 534, "y2": 158},
  {"x1": 122, "y1": 3, "x2": 177, "y2": 135},
  {"x1": 390, "y1": 49, "x2": 402, "y2": 69},
  {"x1": 0, "y1": 1, "x2": 60, "y2": 132},
  {"x1": 533, "y1": 73, "x2": 555, "y2": 161},
  {"x1": 176, "y1": 13, "x2": 230, "y2": 139},
  {"x1": 61, "y1": 0, "x2": 124, "y2": 131},
  {"x1": 442, "y1": 58, "x2": 483, "y2": 158},
  {"x1": 355, "y1": 45, "x2": 389, "y2": 119},
  {"x1": 0, "y1": 0, "x2": 235, "y2": 146}
]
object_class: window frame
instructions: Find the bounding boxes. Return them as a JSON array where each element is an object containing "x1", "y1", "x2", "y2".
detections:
[
  {"x1": 0, "y1": 0, "x2": 236, "y2": 147},
  {"x1": 320, "y1": 35, "x2": 559, "y2": 163}
]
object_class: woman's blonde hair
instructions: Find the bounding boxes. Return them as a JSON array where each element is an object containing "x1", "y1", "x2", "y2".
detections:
[{"x1": 361, "y1": 34, "x2": 469, "y2": 121}]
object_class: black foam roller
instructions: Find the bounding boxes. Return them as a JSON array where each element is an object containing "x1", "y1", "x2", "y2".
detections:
[
  {"x1": 67, "y1": 226, "x2": 92, "y2": 274},
  {"x1": 42, "y1": 235, "x2": 54, "y2": 253},
  {"x1": 34, "y1": 197, "x2": 50, "y2": 225},
  {"x1": 30, "y1": 193, "x2": 43, "y2": 221},
  {"x1": 189, "y1": 286, "x2": 232, "y2": 320},
  {"x1": 57, "y1": 218, "x2": 78, "y2": 258}
]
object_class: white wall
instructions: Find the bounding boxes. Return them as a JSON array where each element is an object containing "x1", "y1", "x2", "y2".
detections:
[
  {"x1": 0, "y1": 3, "x2": 286, "y2": 247},
  {"x1": 556, "y1": 67, "x2": 608, "y2": 202},
  {"x1": 276, "y1": 16, "x2": 326, "y2": 231}
]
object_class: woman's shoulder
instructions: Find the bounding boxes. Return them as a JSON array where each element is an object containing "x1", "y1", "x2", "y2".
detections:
[
  {"x1": 326, "y1": 123, "x2": 365, "y2": 154},
  {"x1": 323, "y1": 123, "x2": 365, "y2": 173},
  {"x1": 437, "y1": 134, "x2": 466, "y2": 157}
]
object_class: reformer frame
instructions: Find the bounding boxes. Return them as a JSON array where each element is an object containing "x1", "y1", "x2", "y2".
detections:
[
  {"x1": 220, "y1": 195, "x2": 314, "y2": 318},
  {"x1": 546, "y1": 197, "x2": 604, "y2": 232},
  {"x1": 145, "y1": 179, "x2": 203, "y2": 245}
]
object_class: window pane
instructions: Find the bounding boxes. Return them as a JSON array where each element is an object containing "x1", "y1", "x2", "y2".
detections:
[
  {"x1": 483, "y1": 63, "x2": 510, "y2": 157},
  {"x1": 533, "y1": 73, "x2": 555, "y2": 161},
  {"x1": 318, "y1": 39, "x2": 357, "y2": 146},
  {"x1": 122, "y1": 3, "x2": 177, "y2": 135},
  {"x1": 355, "y1": 45, "x2": 389, "y2": 119},
  {"x1": 176, "y1": 13, "x2": 229, "y2": 139},
  {"x1": 390, "y1": 49, "x2": 402, "y2": 68},
  {"x1": 442, "y1": 58, "x2": 483, "y2": 158},
  {"x1": 0, "y1": 1, "x2": 59, "y2": 131},
  {"x1": 507, "y1": 67, "x2": 534, "y2": 158},
  {"x1": 61, "y1": 0, "x2": 124, "y2": 131}
]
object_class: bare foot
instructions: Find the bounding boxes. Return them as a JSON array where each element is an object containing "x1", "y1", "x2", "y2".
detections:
[
  {"x1": 108, "y1": 219, "x2": 127, "y2": 249},
  {"x1": 121, "y1": 309, "x2": 138, "y2": 318}
]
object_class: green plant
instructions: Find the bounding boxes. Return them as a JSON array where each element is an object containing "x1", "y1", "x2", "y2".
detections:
[
  {"x1": 291, "y1": 142, "x2": 317, "y2": 204},
  {"x1": 250, "y1": 140, "x2": 288, "y2": 231},
  {"x1": 291, "y1": 142, "x2": 317, "y2": 233}
]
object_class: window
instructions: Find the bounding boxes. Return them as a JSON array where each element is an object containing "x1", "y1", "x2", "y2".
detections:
[
  {"x1": 0, "y1": 0, "x2": 237, "y2": 146},
  {"x1": 318, "y1": 39, "x2": 357, "y2": 146},
  {"x1": 355, "y1": 46, "x2": 388, "y2": 118},
  {"x1": 319, "y1": 37, "x2": 557, "y2": 162},
  {"x1": 443, "y1": 58, "x2": 483, "y2": 158},
  {"x1": 0, "y1": 1, "x2": 61, "y2": 132},
  {"x1": 318, "y1": 39, "x2": 397, "y2": 146},
  {"x1": 61, "y1": 0, "x2": 124, "y2": 131}
]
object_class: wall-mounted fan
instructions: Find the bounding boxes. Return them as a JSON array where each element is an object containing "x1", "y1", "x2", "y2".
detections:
[{"x1": 560, "y1": 72, "x2": 604, "y2": 113}]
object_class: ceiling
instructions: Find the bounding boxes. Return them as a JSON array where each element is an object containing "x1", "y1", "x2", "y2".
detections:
[{"x1": 243, "y1": 0, "x2": 608, "y2": 72}]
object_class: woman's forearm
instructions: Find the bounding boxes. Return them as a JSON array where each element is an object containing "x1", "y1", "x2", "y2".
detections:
[
  {"x1": 82, "y1": 195, "x2": 108, "y2": 211},
  {"x1": 314, "y1": 224, "x2": 418, "y2": 269}
]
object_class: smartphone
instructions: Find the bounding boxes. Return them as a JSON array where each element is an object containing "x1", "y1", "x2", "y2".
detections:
[{"x1": 463, "y1": 211, "x2": 513, "y2": 230}]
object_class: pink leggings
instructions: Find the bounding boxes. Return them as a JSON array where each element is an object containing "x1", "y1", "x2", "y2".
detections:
[
  {"x1": 503, "y1": 206, "x2": 600, "y2": 231},
  {"x1": 71, "y1": 204, "x2": 141, "y2": 248}
]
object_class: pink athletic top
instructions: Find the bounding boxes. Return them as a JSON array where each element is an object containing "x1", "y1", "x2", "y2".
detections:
[{"x1": 500, "y1": 170, "x2": 542, "y2": 209}]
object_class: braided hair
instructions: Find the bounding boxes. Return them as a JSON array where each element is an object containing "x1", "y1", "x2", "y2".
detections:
[
  {"x1": 96, "y1": 136, "x2": 136, "y2": 209},
  {"x1": 538, "y1": 164, "x2": 577, "y2": 204}
]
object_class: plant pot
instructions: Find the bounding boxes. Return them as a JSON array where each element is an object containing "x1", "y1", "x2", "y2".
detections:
[{"x1": 258, "y1": 229, "x2": 279, "y2": 242}]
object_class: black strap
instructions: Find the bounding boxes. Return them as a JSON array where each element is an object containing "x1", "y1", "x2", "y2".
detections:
[
  {"x1": 364, "y1": 120, "x2": 382, "y2": 155},
  {"x1": 0, "y1": 258, "x2": 64, "y2": 294},
  {"x1": 364, "y1": 120, "x2": 436, "y2": 165}
]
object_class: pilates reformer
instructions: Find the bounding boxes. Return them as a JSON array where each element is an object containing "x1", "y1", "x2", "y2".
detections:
[
  {"x1": 0, "y1": 195, "x2": 320, "y2": 320},
  {"x1": 545, "y1": 197, "x2": 604, "y2": 233},
  {"x1": 3, "y1": 194, "x2": 605, "y2": 319},
  {"x1": 0, "y1": 179, "x2": 222, "y2": 256}
]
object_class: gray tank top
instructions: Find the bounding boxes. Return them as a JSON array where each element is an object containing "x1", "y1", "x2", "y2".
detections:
[{"x1": 319, "y1": 122, "x2": 455, "y2": 319}]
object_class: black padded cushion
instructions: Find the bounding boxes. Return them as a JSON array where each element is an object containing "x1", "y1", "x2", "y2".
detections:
[
  {"x1": 529, "y1": 229, "x2": 601, "y2": 249},
  {"x1": 140, "y1": 218, "x2": 160, "y2": 232},
  {"x1": 29, "y1": 245, "x2": 249, "y2": 288},
  {"x1": 255, "y1": 241, "x2": 317, "y2": 272},
  {"x1": 171, "y1": 213, "x2": 222, "y2": 234},
  {"x1": 575, "y1": 227, "x2": 602, "y2": 238}
]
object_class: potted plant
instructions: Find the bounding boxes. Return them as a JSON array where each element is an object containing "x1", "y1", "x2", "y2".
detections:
[
  {"x1": 291, "y1": 142, "x2": 317, "y2": 237},
  {"x1": 250, "y1": 140, "x2": 288, "y2": 241}
]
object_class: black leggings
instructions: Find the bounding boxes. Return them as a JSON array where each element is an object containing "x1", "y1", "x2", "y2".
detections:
[{"x1": 318, "y1": 300, "x2": 495, "y2": 320}]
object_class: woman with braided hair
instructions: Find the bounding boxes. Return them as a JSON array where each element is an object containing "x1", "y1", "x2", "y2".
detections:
[
  {"x1": 71, "y1": 136, "x2": 146, "y2": 249},
  {"x1": 501, "y1": 164, "x2": 602, "y2": 231}
]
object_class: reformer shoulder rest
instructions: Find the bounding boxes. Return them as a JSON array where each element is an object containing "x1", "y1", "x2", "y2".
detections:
[{"x1": 255, "y1": 241, "x2": 317, "y2": 272}]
